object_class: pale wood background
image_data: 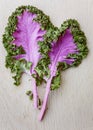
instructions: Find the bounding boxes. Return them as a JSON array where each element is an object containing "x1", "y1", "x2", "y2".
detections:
[{"x1": 0, "y1": 0, "x2": 93, "y2": 130}]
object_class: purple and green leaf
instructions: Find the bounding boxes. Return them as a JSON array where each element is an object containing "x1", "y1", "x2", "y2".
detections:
[
  {"x1": 3, "y1": 6, "x2": 88, "y2": 121},
  {"x1": 39, "y1": 20, "x2": 88, "y2": 120},
  {"x1": 3, "y1": 6, "x2": 54, "y2": 109}
]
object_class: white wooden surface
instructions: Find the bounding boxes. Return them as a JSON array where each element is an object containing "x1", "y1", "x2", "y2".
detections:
[{"x1": 0, "y1": 0, "x2": 93, "y2": 130}]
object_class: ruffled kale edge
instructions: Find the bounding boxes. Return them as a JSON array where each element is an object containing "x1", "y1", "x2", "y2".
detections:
[
  {"x1": 51, "y1": 19, "x2": 89, "y2": 90},
  {"x1": 2, "y1": 5, "x2": 59, "y2": 86}
]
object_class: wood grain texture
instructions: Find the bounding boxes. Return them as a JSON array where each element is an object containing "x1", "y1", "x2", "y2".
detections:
[{"x1": 0, "y1": 0, "x2": 93, "y2": 130}]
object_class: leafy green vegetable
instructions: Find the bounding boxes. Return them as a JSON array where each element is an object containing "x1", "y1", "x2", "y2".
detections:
[
  {"x1": 2, "y1": 5, "x2": 55, "y2": 109},
  {"x1": 3, "y1": 6, "x2": 89, "y2": 121},
  {"x1": 39, "y1": 19, "x2": 88, "y2": 121}
]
